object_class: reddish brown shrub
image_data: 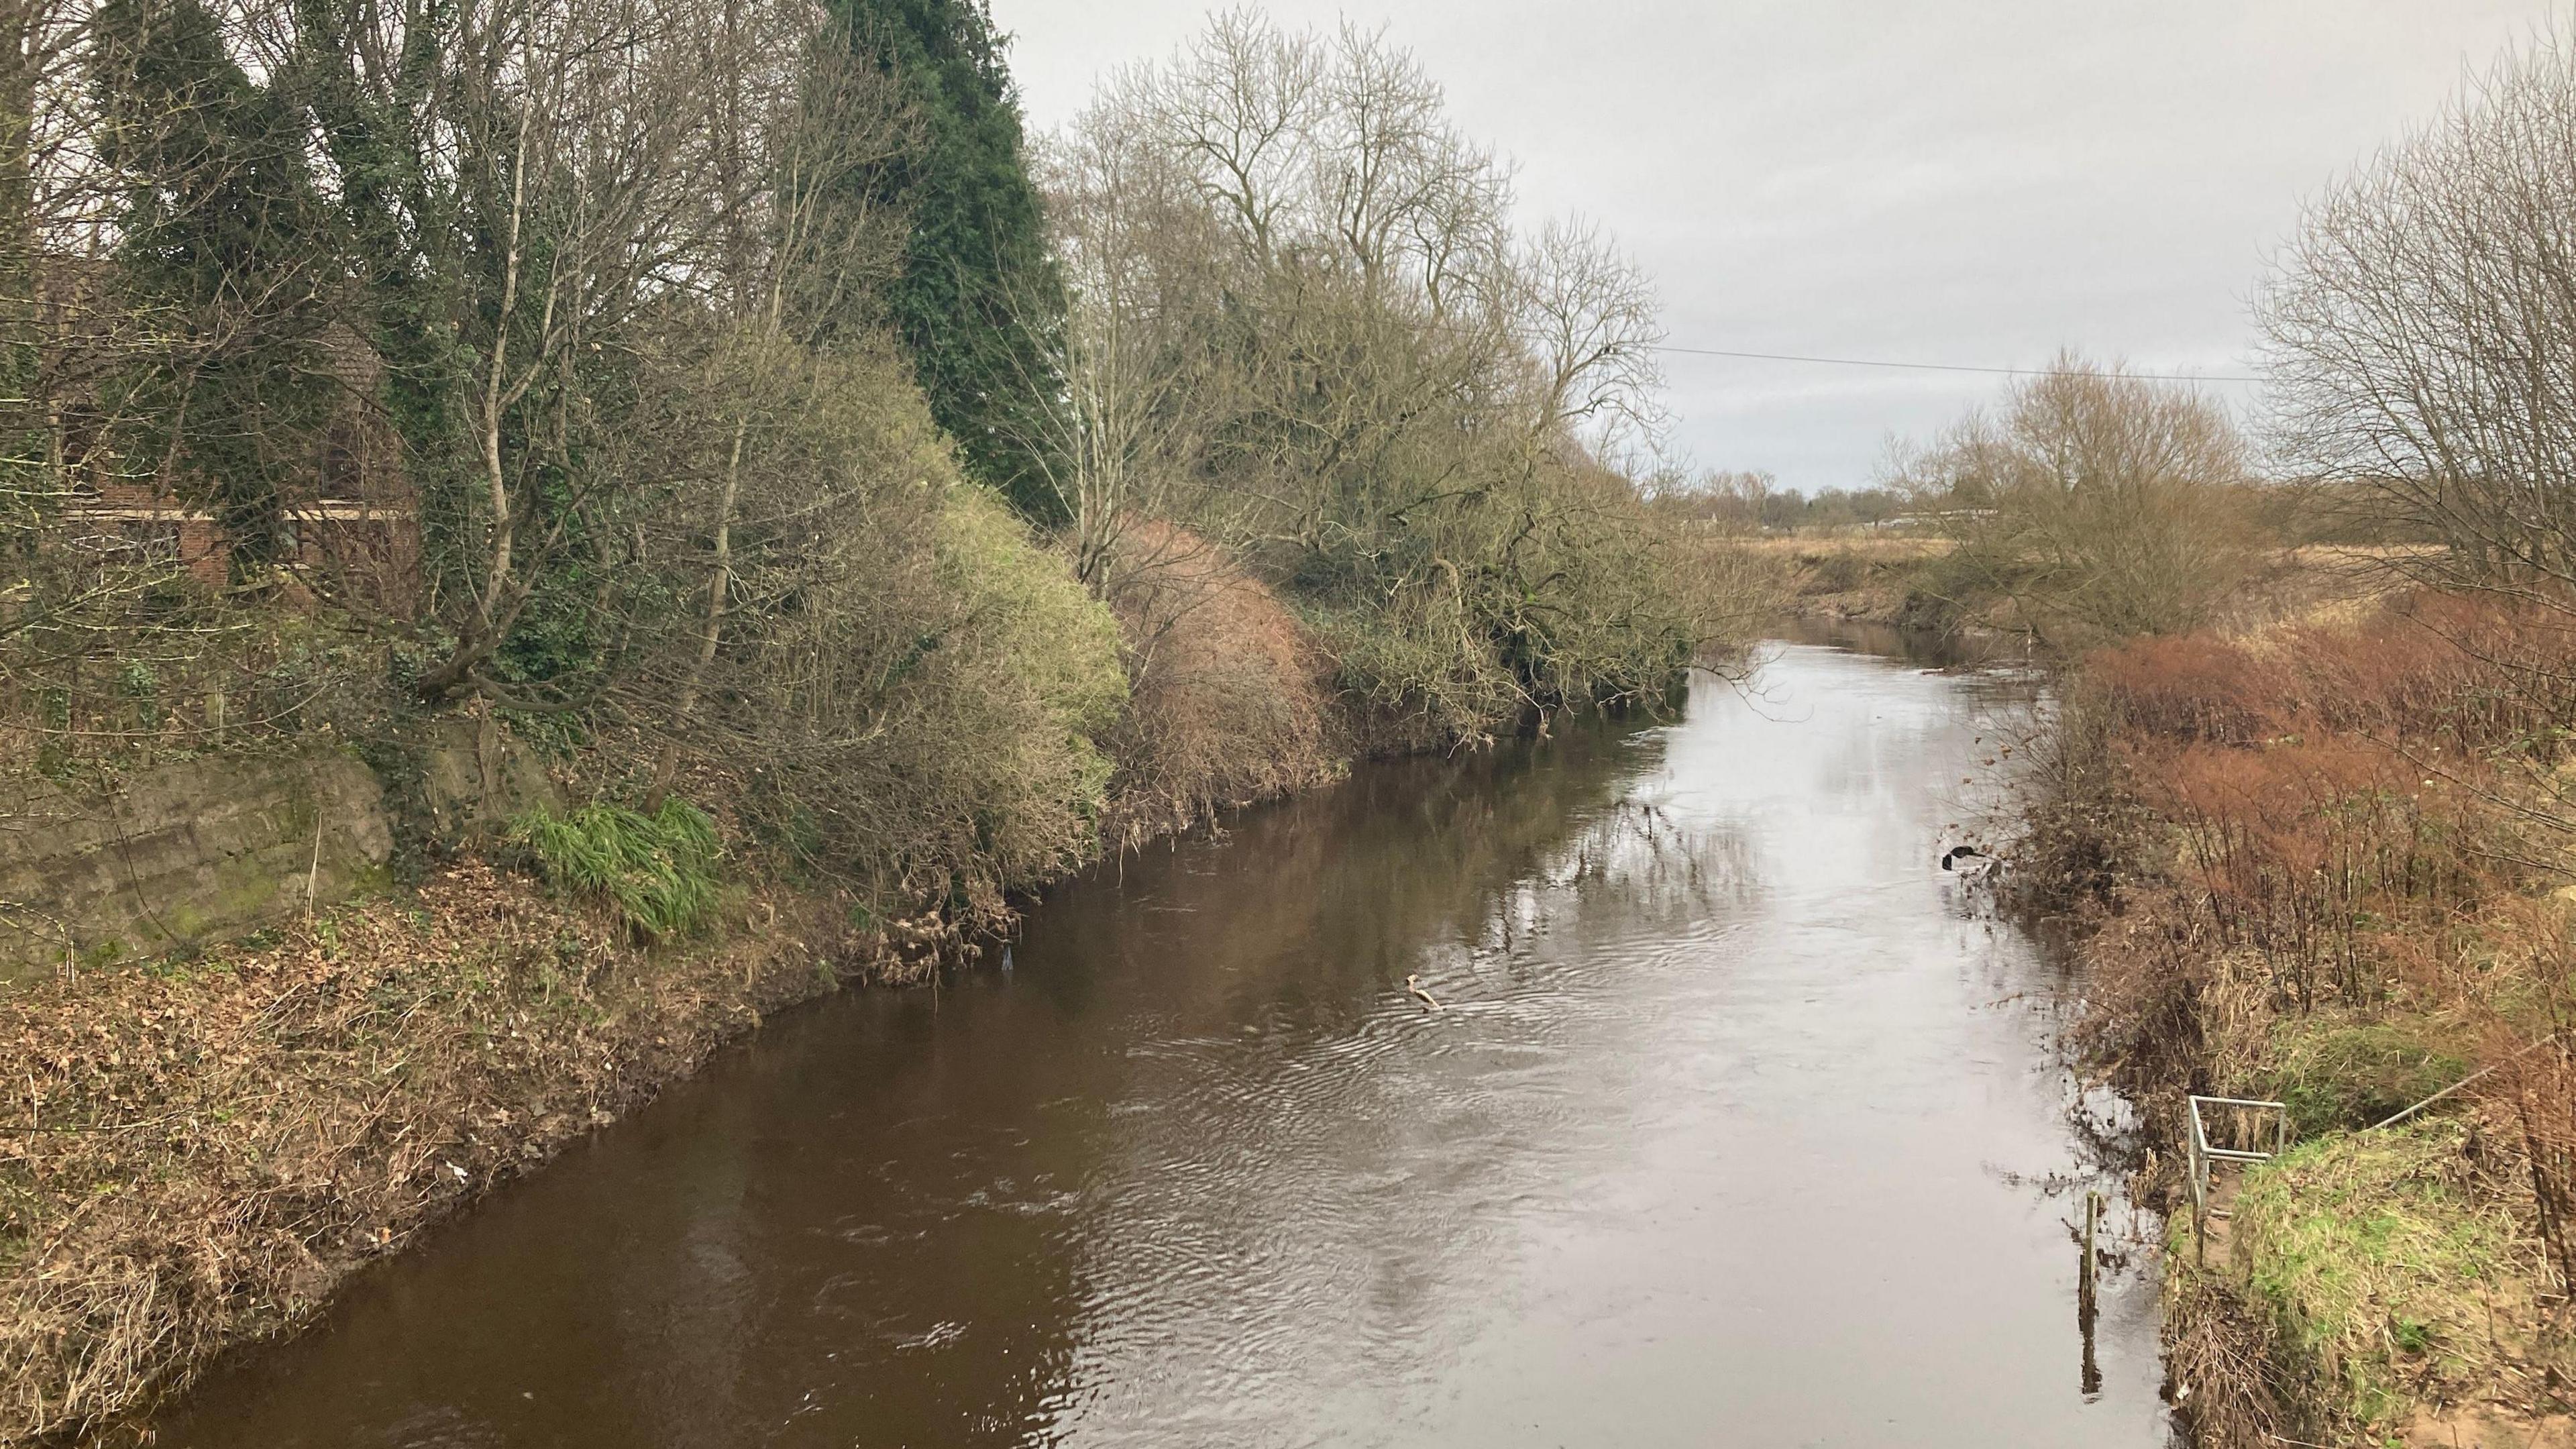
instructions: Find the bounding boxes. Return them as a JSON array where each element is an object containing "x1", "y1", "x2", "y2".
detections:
[
  {"x1": 2137, "y1": 735, "x2": 2477, "y2": 1009},
  {"x1": 2451, "y1": 897, "x2": 2576, "y2": 1291},
  {"x1": 2088, "y1": 633, "x2": 2284, "y2": 745},
  {"x1": 2080, "y1": 594, "x2": 2561, "y2": 1020},
  {"x1": 1098, "y1": 523, "x2": 1342, "y2": 846},
  {"x1": 2090, "y1": 591, "x2": 2576, "y2": 753},
  {"x1": 2282, "y1": 592, "x2": 2570, "y2": 748}
]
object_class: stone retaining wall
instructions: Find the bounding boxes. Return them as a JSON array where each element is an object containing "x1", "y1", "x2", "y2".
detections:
[
  {"x1": 0, "y1": 719, "x2": 556, "y2": 983},
  {"x1": 0, "y1": 750, "x2": 393, "y2": 981}
]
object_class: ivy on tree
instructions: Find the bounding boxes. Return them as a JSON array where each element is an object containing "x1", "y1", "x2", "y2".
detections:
[
  {"x1": 93, "y1": 0, "x2": 335, "y2": 562},
  {"x1": 830, "y1": 0, "x2": 1067, "y2": 522}
]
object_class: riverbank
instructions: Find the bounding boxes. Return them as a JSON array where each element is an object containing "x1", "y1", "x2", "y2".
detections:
[
  {"x1": 2, "y1": 670, "x2": 1431, "y2": 1448},
  {"x1": 139, "y1": 645, "x2": 2169, "y2": 1448},
  {"x1": 1, "y1": 1, "x2": 1774, "y2": 1438},
  {"x1": 1739, "y1": 533, "x2": 2420, "y2": 641},
  {"x1": 1723, "y1": 534, "x2": 1952, "y2": 629},
  {"x1": 0, "y1": 651, "x2": 1755, "y2": 1445},
  {"x1": 4, "y1": 472, "x2": 1780, "y2": 1445},
  {"x1": 1, "y1": 863, "x2": 883, "y2": 1444},
  {"x1": 2032, "y1": 590, "x2": 2576, "y2": 1448}
]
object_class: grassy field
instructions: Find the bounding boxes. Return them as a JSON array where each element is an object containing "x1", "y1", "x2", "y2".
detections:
[{"x1": 1712, "y1": 531, "x2": 2416, "y2": 639}]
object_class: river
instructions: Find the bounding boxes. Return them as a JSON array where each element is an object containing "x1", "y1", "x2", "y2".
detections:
[{"x1": 153, "y1": 634, "x2": 2171, "y2": 1448}]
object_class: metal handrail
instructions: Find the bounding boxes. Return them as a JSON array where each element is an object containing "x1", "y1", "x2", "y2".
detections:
[{"x1": 2187, "y1": 1095, "x2": 2288, "y2": 1266}]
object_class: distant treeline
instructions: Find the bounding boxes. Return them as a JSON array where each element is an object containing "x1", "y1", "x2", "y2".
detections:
[{"x1": 1650, "y1": 472, "x2": 1907, "y2": 533}]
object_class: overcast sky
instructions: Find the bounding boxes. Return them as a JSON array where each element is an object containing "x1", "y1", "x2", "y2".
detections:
[{"x1": 989, "y1": 1, "x2": 2560, "y2": 493}]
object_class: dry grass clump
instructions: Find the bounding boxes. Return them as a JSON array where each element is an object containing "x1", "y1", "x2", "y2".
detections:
[
  {"x1": 0, "y1": 863, "x2": 875, "y2": 1444},
  {"x1": 1097, "y1": 524, "x2": 1343, "y2": 847},
  {"x1": 2211, "y1": 545, "x2": 2423, "y2": 633},
  {"x1": 2164, "y1": 1264, "x2": 2293, "y2": 1449}
]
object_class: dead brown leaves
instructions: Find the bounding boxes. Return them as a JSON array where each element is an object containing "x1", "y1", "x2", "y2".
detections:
[{"x1": 0, "y1": 861, "x2": 859, "y2": 1444}]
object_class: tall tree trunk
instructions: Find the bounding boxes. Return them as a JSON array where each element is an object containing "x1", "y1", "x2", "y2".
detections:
[
  {"x1": 0, "y1": 1, "x2": 36, "y2": 473},
  {"x1": 645, "y1": 413, "x2": 746, "y2": 810}
]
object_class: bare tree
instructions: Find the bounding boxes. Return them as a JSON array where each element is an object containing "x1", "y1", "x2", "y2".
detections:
[
  {"x1": 1894, "y1": 356, "x2": 2257, "y2": 645},
  {"x1": 639, "y1": 9, "x2": 916, "y2": 806},
  {"x1": 1038, "y1": 10, "x2": 1754, "y2": 739},
  {"x1": 2261, "y1": 22, "x2": 2576, "y2": 593},
  {"x1": 1134, "y1": 7, "x2": 1318, "y2": 268},
  {"x1": 1019, "y1": 107, "x2": 1208, "y2": 592},
  {"x1": 403, "y1": 0, "x2": 738, "y2": 699},
  {"x1": 1515, "y1": 215, "x2": 1667, "y2": 455}
]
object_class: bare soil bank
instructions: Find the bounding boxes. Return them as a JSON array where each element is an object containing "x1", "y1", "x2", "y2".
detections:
[{"x1": 1732, "y1": 534, "x2": 1951, "y2": 629}]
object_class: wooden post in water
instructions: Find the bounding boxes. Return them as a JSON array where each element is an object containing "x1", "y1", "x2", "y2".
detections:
[
  {"x1": 2078, "y1": 1188, "x2": 2104, "y2": 1397},
  {"x1": 2083, "y1": 1190, "x2": 2100, "y2": 1293}
]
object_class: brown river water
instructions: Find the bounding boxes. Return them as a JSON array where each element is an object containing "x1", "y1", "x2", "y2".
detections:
[{"x1": 153, "y1": 631, "x2": 2174, "y2": 1448}]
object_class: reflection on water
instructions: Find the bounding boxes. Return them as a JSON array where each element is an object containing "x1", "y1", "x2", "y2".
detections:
[
  {"x1": 155, "y1": 643, "x2": 2171, "y2": 1449},
  {"x1": 1770, "y1": 612, "x2": 2032, "y2": 672}
]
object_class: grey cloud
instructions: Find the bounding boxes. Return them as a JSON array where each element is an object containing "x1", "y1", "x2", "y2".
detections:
[{"x1": 995, "y1": 0, "x2": 2557, "y2": 490}]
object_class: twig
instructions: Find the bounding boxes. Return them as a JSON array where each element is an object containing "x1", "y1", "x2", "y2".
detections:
[
  {"x1": 2373, "y1": 1031, "x2": 2563, "y2": 1131},
  {"x1": 0, "y1": 1108, "x2": 196, "y2": 1135},
  {"x1": 306, "y1": 808, "x2": 324, "y2": 922}
]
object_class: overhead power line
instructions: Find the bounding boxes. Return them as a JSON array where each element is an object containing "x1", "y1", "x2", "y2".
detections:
[{"x1": 1641, "y1": 342, "x2": 2266, "y2": 384}]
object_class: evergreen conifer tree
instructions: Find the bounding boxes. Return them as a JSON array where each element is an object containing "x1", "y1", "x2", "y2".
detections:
[{"x1": 832, "y1": 0, "x2": 1066, "y2": 522}]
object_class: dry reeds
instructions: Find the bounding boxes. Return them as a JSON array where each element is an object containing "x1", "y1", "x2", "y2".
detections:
[
  {"x1": 2081, "y1": 594, "x2": 2576, "y2": 1021},
  {"x1": 2164, "y1": 1269, "x2": 2291, "y2": 1449}
]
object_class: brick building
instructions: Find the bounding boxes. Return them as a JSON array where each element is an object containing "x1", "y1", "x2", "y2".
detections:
[{"x1": 56, "y1": 324, "x2": 424, "y2": 617}]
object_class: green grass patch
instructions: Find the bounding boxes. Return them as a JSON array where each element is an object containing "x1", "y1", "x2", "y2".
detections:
[
  {"x1": 2265, "y1": 1014, "x2": 2471, "y2": 1134},
  {"x1": 510, "y1": 798, "x2": 720, "y2": 941},
  {"x1": 2235, "y1": 1121, "x2": 2522, "y2": 1432}
]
